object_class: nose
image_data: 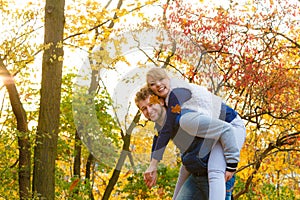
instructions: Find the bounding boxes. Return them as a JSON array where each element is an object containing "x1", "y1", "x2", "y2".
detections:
[
  {"x1": 144, "y1": 107, "x2": 153, "y2": 120},
  {"x1": 155, "y1": 80, "x2": 161, "y2": 87},
  {"x1": 146, "y1": 106, "x2": 152, "y2": 113}
]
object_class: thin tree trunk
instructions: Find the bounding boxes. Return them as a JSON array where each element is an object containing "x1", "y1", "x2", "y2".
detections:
[
  {"x1": 102, "y1": 111, "x2": 140, "y2": 200},
  {"x1": 85, "y1": 153, "x2": 95, "y2": 200},
  {"x1": 73, "y1": 130, "x2": 81, "y2": 177},
  {"x1": 32, "y1": 0, "x2": 65, "y2": 199},
  {"x1": 82, "y1": 50, "x2": 99, "y2": 200},
  {"x1": 71, "y1": 130, "x2": 81, "y2": 196},
  {"x1": 0, "y1": 60, "x2": 31, "y2": 199}
]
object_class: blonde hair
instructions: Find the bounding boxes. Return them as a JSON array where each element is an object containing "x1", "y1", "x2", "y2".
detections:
[{"x1": 146, "y1": 68, "x2": 169, "y2": 87}]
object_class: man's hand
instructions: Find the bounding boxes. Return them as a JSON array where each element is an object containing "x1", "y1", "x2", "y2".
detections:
[
  {"x1": 225, "y1": 171, "x2": 235, "y2": 182},
  {"x1": 144, "y1": 166, "x2": 158, "y2": 189}
]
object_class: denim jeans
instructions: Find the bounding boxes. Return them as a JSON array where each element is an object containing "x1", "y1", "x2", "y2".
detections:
[
  {"x1": 176, "y1": 174, "x2": 209, "y2": 200},
  {"x1": 225, "y1": 175, "x2": 235, "y2": 200}
]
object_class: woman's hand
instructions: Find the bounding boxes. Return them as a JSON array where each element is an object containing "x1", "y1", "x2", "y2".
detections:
[{"x1": 225, "y1": 171, "x2": 235, "y2": 182}]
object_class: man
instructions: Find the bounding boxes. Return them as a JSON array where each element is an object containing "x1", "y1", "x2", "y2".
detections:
[
  {"x1": 135, "y1": 85, "x2": 242, "y2": 199},
  {"x1": 135, "y1": 86, "x2": 210, "y2": 200}
]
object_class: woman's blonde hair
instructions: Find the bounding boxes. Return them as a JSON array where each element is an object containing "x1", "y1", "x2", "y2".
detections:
[{"x1": 146, "y1": 68, "x2": 169, "y2": 86}]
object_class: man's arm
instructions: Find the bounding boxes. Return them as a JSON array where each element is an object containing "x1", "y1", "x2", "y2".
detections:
[
  {"x1": 151, "y1": 88, "x2": 192, "y2": 160},
  {"x1": 145, "y1": 88, "x2": 192, "y2": 188}
]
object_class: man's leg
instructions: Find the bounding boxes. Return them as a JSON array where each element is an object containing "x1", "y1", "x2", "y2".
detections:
[
  {"x1": 225, "y1": 175, "x2": 235, "y2": 200},
  {"x1": 173, "y1": 165, "x2": 191, "y2": 200},
  {"x1": 175, "y1": 174, "x2": 209, "y2": 200}
]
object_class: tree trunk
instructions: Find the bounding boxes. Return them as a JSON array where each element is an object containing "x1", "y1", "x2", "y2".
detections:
[
  {"x1": 32, "y1": 0, "x2": 65, "y2": 199},
  {"x1": 0, "y1": 60, "x2": 31, "y2": 199},
  {"x1": 102, "y1": 111, "x2": 140, "y2": 200},
  {"x1": 85, "y1": 153, "x2": 95, "y2": 200},
  {"x1": 73, "y1": 130, "x2": 81, "y2": 177},
  {"x1": 71, "y1": 130, "x2": 81, "y2": 197}
]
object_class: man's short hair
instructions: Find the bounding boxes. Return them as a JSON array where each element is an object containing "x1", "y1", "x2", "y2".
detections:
[{"x1": 135, "y1": 86, "x2": 154, "y2": 108}]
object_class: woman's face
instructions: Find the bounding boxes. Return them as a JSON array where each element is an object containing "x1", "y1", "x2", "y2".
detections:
[{"x1": 147, "y1": 76, "x2": 170, "y2": 98}]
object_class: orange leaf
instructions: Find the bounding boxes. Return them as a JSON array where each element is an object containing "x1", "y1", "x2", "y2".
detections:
[
  {"x1": 149, "y1": 95, "x2": 161, "y2": 105},
  {"x1": 69, "y1": 178, "x2": 80, "y2": 192},
  {"x1": 157, "y1": 187, "x2": 165, "y2": 198},
  {"x1": 171, "y1": 104, "x2": 181, "y2": 114},
  {"x1": 123, "y1": 169, "x2": 133, "y2": 178}
]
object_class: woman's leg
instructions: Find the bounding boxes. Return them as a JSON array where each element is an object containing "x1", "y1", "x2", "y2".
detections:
[
  {"x1": 180, "y1": 113, "x2": 246, "y2": 200},
  {"x1": 230, "y1": 115, "x2": 246, "y2": 148},
  {"x1": 207, "y1": 115, "x2": 246, "y2": 200},
  {"x1": 179, "y1": 112, "x2": 240, "y2": 164},
  {"x1": 207, "y1": 142, "x2": 226, "y2": 200},
  {"x1": 225, "y1": 115, "x2": 246, "y2": 199},
  {"x1": 208, "y1": 116, "x2": 246, "y2": 200}
]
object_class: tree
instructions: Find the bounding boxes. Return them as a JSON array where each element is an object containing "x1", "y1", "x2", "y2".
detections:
[
  {"x1": 66, "y1": 0, "x2": 162, "y2": 198},
  {"x1": 1, "y1": 0, "x2": 164, "y2": 199},
  {"x1": 2, "y1": 0, "x2": 298, "y2": 199},
  {"x1": 0, "y1": 2, "x2": 44, "y2": 199},
  {"x1": 161, "y1": 0, "x2": 300, "y2": 198},
  {"x1": 0, "y1": 60, "x2": 31, "y2": 199},
  {"x1": 32, "y1": 0, "x2": 65, "y2": 199}
]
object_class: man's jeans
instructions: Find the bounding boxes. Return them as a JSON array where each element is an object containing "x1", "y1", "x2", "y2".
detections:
[
  {"x1": 225, "y1": 175, "x2": 235, "y2": 200},
  {"x1": 176, "y1": 174, "x2": 209, "y2": 200},
  {"x1": 175, "y1": 174, "x2": 235, "y2": 200}
]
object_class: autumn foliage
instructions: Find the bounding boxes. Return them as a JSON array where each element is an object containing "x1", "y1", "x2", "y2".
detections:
[
  {"x1": 0, "y1": 0, "x2": 299, "y2": 199},
  {"x1": 163, "y1": 0, "x2": 300, "y2": 198}
]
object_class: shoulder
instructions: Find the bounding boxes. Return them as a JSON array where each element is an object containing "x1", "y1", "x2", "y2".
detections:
[{"x1": 170, "y1": 78, "x2": 191, "y2": 89}]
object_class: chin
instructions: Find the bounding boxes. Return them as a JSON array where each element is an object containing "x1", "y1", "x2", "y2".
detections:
[
  {"x1": 162, "y1": 89, "x2": 169, "y2": 95},
  {"x1": 160, "y1": 93, "x2": 168, "y2": 98},
  {"x1": 150, "y1": 117, "x2": 157, "y2": 122}
]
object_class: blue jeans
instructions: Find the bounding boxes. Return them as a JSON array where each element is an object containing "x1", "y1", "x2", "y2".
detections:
[
  {"x1": 225, "y1": 175, "x2": 235, "y2": 200},
  {"x1": 176, "y1": 174, "x2": 209, "y2": 200}
]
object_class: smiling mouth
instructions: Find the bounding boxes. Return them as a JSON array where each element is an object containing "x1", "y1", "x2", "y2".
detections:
[
  {"x1": 149, "y1": 115, "x2": 156, "y2": 120},
  {"x1": 158, "y1": 87, "x2": 165, "y2": 92},
  {"x1": 149, "y1": 112, "x2": 155, "y2": 117}
]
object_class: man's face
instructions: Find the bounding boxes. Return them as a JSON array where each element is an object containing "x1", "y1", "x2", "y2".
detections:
[{"x1": 137, "y1": 95, "x2": 165, "y2": 122}]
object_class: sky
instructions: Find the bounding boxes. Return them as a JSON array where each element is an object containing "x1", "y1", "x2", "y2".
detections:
[
  {"x1": 0, "y1": 0, "x2": 239, "y2": 129},
  {"x1": 0, "y1": 0, "x2": 252, "y2": 130}
]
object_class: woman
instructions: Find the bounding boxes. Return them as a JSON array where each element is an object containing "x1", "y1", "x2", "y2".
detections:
[{"x1": 146, "y1": 67, "x2": 246, "y2": 200}]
